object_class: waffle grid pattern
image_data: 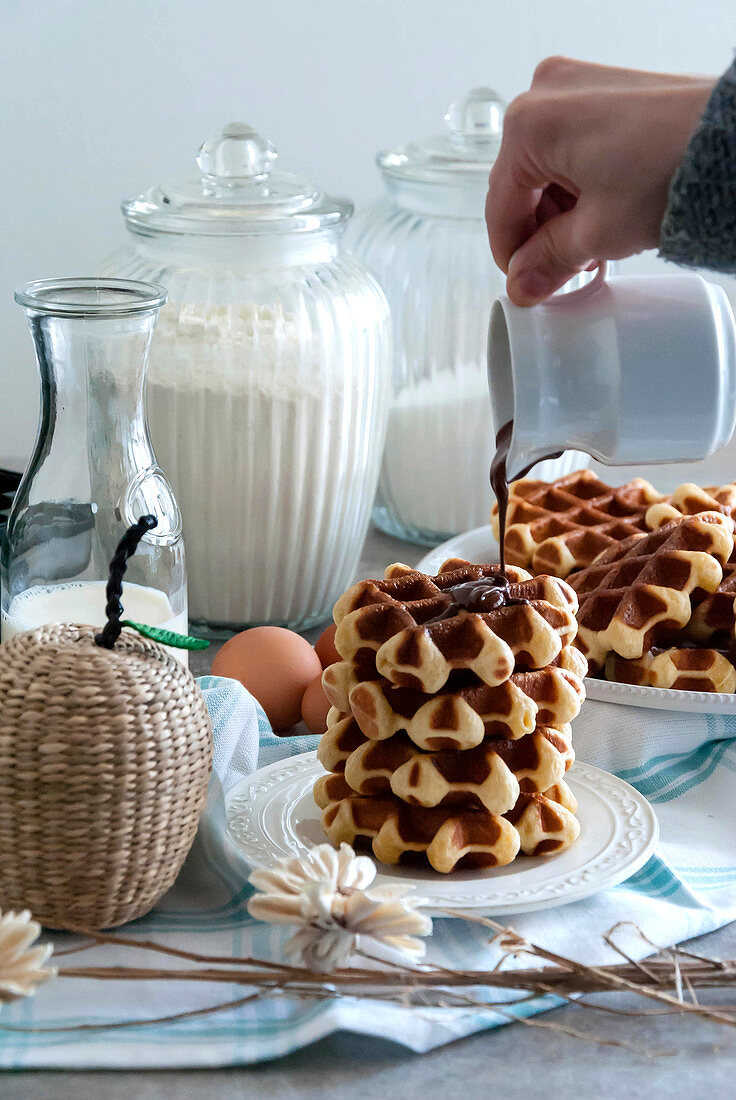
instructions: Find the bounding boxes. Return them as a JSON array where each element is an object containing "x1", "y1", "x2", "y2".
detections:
[{"x1": 316, "y1": 559, "x2": 585, "y2": 873}]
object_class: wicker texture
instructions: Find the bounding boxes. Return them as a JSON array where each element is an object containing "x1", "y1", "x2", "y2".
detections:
[{"x1": 0, "y1": 624, "x2": 213, "y2": 930}]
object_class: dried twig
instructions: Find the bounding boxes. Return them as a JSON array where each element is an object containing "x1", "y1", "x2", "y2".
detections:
[{"x1": 3, "y1": 918, "x2": 736, "y2": 1046}]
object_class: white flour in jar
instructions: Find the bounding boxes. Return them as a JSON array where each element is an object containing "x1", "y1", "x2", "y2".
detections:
[
  {"x1": 379, "y1": 365, "x2": 494, "y2": 536},
  {"x1": 380, "y1": 364, "x2": 588, "y2": 538},
  {"x1": 146, "y1": 301, "x2": 369, "y2": 628}
]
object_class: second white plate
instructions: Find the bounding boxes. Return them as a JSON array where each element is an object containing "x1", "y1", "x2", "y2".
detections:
[
  {"x1": 416, "y1": 525, "x2": 736, "y2": 714},
  {"x1": 416, "y1": 523, "x2": 500, "y2": 576},
  {"x1": 226, "y1": 752, "x2": 658, "y2": 917}
]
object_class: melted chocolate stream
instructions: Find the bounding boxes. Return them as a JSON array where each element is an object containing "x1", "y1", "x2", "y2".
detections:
[
  {"x1": 425, "y1": 418, "x2": 564, "y2": 626},
  {"x1": 491, "y1": 418, "x2": 562, "y2": 574}
]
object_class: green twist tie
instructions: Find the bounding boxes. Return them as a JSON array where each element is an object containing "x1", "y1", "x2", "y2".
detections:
[{"x1": 122, "y1": 620, "x2": 210, "y2": 650}]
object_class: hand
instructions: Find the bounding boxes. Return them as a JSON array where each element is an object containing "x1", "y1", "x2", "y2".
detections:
[{"x1": 486, "y1": 57, "x2": 715, "y2": 305}]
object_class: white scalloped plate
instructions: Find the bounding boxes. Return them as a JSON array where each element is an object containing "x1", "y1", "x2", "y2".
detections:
[
  {"x1": 582, "y1": 677, "x2": 736, "y2": 712},
  {"x1": 226, "y1": 753, "x2": 658, "y2": 917},
  {"x1": 416, "y1": 527, "x2": 736, "y2": 714}
]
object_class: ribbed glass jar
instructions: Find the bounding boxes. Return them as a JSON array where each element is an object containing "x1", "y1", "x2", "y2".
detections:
[
  {"x1": 102, "y1": 125, "x2": 390, "y2": 632},
  {"x1": 346, "y1": 90, "x2": 589, "y2": 546}
]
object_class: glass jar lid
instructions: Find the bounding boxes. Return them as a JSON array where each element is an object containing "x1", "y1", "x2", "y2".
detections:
[
  {"x1": 377, "y1": 88, "x2": 506, "y2": 186},
  {"x1": 122, "y1": 123, "x2": 352, "y2": 237}
]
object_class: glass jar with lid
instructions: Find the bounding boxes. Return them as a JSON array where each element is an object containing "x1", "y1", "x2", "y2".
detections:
[
  {"x1": 102, "y1": 123, "x2": 390, "y2": 632},
  {"x1": 346, "y1": 88, "x2": 589, "y2": 546}
]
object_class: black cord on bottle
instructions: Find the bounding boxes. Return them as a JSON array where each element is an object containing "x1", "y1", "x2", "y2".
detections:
[{"x1": 94, "y1": 515, "x2": 158, "y2": 649}]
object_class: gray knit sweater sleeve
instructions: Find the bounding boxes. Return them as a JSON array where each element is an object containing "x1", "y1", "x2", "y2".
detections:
[{"x1": 659, "y1": 59, "x2": 736, "y2": 271}]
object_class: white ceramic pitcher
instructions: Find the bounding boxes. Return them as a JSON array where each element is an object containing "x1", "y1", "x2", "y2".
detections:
[{"x1": 487, "y1": 264, "x2": 736, "y2": 481}]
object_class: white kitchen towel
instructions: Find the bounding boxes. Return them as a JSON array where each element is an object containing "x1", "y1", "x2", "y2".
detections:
[{"x1": 1, "y1": 676, "x2": 735, "y2": 1069}]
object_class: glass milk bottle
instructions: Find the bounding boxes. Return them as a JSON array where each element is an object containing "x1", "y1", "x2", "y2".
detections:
[
  {"x1": 2, "y1": 279, "x2": 187, "y2": 653},
  {"x1": 346, "y1": 88, "x2": 589, "y2": 545},
  {"x1": 102, "y1": 123, "x2": 390, "y2": 633}
]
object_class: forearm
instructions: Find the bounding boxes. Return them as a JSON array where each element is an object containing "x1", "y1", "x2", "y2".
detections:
[{"x1": 660, "y1": 58, "x2": 736, "y2": 271}]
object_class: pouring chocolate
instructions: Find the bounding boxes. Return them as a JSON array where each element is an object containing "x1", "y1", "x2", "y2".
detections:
[{"x1": 490, "y1": 418, "x2": 561, "y2": 574}]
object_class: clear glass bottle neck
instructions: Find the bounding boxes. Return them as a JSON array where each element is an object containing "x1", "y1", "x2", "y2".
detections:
[
  {"x1": 29, "y1": 307, "x2": 153, "y2": 472},
  {"x1": 21, "y1": 305, "x2": 181, "y2": 548}
]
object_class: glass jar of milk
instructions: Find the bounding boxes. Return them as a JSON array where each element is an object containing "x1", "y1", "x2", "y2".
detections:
[
  {"x1": 102, "y1": 124, "x2": 390, "y2": 633},
  {"x1": 346, "y1": 88, "x2": 590, "y2": 546},
  {"x1": 3, "y1": 280, "x2": 187, "y2": 657}
]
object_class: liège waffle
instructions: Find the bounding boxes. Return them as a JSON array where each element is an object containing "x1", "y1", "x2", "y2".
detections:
[
  {"x1": 605, "y1": 647, "x2": 736, "y2": 693},
  {"x1": 506, "y1": 781, "x2": 580, "y2": 856},
  {"x1": 320, "y1": 791, "x2": 522, "y2": 873},
  {"x1": 569, "y1": 512, "x2": 734, "y2": 672},
  {"x1": 490, "y1": 469, "x2": 663, "y2": 577},
  {"x1": 315, "y1": 773, "x2": 579, "y2": 869},
  {"x1": 645, "y1": 482, "x2": 736, "y2": 531},
  {"x1": 338, "y1": 722, "x2": 574, "y2": 812},
  {"x1": 341, "y1": 658, "x2": 586, "y2": 750},
  {"x1": 333, "y1": 563, "x2": 578, "y2": 693},
  {"x1": 689, "y1": 553, "x2": 736, "y2": 643}
]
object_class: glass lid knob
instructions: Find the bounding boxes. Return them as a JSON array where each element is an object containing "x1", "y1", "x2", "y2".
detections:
[
  {"x1": 196, "y1": 122, "x2": 277, "y2": 180},
  {"x1": 444, "y1": 87, "x2": 505, "y2": 140}
]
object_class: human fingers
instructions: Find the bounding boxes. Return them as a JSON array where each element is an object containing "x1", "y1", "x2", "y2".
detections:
[
  {"x1": 505, "y1": 204, "x2": 596, "y2": 305},
  {"x1": 486, "y1": 154, "x2": 541, "y2": 274},
  {"x1": 531, "y1": 55, "x2": 702, "y2": 91}
]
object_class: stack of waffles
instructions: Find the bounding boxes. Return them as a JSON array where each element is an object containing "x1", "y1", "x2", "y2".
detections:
[
  {"x1": 491, "y1": 469, "x2": 736, "y2": 692},
  {"x1": 313, "y1": 560, "x2": 587, "y2": 873},
  {"x1": 569, "y1": 512, "x2": 736, "y2": 691},
  {"x1": 490, "y1": 470, "x2": 736, "y2": 578}
]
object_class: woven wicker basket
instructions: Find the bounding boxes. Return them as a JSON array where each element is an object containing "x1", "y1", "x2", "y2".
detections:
[{"x1": 0, "y1": 623, "x2": 213, "y2": 930}]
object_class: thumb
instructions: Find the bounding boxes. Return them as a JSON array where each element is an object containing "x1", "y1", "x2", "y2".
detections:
[{"x1": 506, "y1": 207, "x2": 595, "y2": 306}]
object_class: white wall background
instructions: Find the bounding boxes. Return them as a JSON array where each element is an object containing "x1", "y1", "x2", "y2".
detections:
[{"x1": 3, "y1": 0, "x2": 736, "y2": 466}]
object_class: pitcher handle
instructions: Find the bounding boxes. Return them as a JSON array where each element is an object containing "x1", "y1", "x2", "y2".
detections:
[{"x1": 548, "y1": 261, "x2": 610, "y2": 305}]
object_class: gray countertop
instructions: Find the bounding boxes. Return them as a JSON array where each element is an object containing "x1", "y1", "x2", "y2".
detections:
[{"x1": 2, "y1": 524, "x2": 735, "y2": 1098}]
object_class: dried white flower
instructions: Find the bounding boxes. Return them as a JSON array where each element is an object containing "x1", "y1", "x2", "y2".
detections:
[
  {"x1": 0, "y1": 910, "x2": 55, "y2": 1005},
  {"x1": 248, "y1": 844, "x2": 432, "y2": 972}
]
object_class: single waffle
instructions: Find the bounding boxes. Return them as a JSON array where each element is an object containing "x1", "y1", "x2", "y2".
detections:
[
  {"x1": 343, "y1": 657, "x2": 586, "y2": 751},
  {"x1": 505, "y1": 781, "x2": 580, "y2": 856},
  {"x1": 341, "y1": 725, "x2": 574, "y2": 814},
  {"x1": 568, "y1": 512, "x2": 734, "y2": 672},
  {"x1": 314, "y1": 773, "x2": 579, "y2": 867},
  {"x1": 333, "y1": 562, "x2": 578, "y2": 693},
  {"x1": 605, "y1": 647, "x2": 736, "y2": 693},
  {"x1": 646, "y1": 482, "x2": 736, "y2": 531},
  {"x1": 320, "y1": 790, "x2": 521, "y2": 873},
  {"x1": 490, "y1": 469, "x2": 663, "y2": 577},
  {"x1": 688, "y1": 553, "x2": 736, "y2": 643}
]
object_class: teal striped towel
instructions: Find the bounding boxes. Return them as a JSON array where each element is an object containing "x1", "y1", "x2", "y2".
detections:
[{"x1": 1, "y1": 677, "x2": 734, "y2": 1068}]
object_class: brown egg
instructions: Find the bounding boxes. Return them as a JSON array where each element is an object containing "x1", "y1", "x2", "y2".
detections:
[
  {"x1": 211, "y1": 626, "x2": 322, "y2": 732},
  {"x1": 314, "y1": 622, "x2": 340, "y2": 669},
  {"x1": 301, "y1": 672, "x2": 331, "y2": 736}
]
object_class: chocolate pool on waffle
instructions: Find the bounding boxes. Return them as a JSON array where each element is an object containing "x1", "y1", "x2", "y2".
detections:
[
  {"x1": 569, "y1": 512, "x2": 735, "y2": 673},
  {"x1": 332, "y1": 561, "x2": 579, "y2": 694},
  {"x1": 490, "y1": 469, "x2": 663, "y2": 578}
]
